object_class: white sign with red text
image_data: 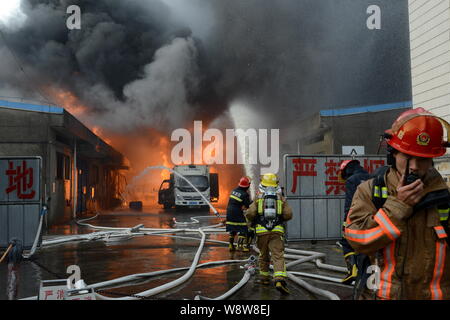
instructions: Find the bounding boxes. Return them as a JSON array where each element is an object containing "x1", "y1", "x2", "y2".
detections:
[{"x1": 284, "y1": 154, "x2": 387, "y2": 240}]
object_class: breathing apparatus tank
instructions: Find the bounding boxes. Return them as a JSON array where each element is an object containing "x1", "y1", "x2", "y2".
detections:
[{"x1": 257, "y1": 186, "x2": 283, "y2": 230}]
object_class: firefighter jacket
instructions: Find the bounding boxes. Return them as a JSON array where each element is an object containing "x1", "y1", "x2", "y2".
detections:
[
  {"x1": 340, "y1": 165, "x2": 371, "y2": 256},
  {"x1": 226, "y1": 187, "x2": 252, "y2": 226},
  {"x1": 344, "y1": 167, "x2": 371, "y2": 219},
  {"x1": 345, "y1": 167, "x2": 450, "y2": 300},
  {"x1": 245, "y1": 194, "x2": 293, "y2": 236}
]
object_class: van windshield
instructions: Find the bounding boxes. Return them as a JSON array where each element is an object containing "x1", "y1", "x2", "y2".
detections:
[{"x1": 177, "y1": 175, "x2": 209, "y2": 192}]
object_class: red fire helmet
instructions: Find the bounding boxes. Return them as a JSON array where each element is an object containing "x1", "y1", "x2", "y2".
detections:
[
  {"x1": 338, "y1": 159, "x2": 360, "y2": 180},
  {"x1": 385, "y1": 108, "x2": 450, "y2": 158},
  {"x1": 238, "y1": 176, "x2": 251, "y2": 188}
]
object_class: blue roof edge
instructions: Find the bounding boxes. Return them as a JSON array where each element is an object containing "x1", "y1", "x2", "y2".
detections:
[
  {"x1": 320, "y1": 101, "x2": 412, "y2": 117},
  {"x1": 0, "y1": 99, "x2": 64, "y2": 114}
]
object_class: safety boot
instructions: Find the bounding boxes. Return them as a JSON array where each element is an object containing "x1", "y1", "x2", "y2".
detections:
[
  {"x1": 243, "y1": 235, "x2": 253, "y2": 252},
  {"x1": 237, "y1": 236, "x2": 246, "y2": 251},
  {"x1": 256, "y1": 275, "x2": 271, "y2": 285},
  {"x1": 228, "y1": 236, "x2": 236, "y2": 252},
  {"x1": 341, "y1": 253, "x2": 358, "y2": 285},
  {"x1": 275, "y1": 280, "x2": 290, "y2": 295}
]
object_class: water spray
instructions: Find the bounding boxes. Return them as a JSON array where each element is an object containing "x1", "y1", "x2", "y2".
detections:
[{"x1": 125, "y1": 165, "x2": 221, "y2": 219}]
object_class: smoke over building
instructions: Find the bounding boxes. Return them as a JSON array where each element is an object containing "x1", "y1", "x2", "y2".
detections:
[{"x1": 0, "y1": 0, "x2": 411, "y2": 196}]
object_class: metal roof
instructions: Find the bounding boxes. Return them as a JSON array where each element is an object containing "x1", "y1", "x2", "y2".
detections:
[
  {"x1": 0, "y1": 99, "x2": 63, "y2": 114},
  {"x1": 320, "y1": 101, "x2": 412, "y2": 117}
]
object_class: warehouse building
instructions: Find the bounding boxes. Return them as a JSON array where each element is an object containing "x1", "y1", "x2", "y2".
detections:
[
  {"x1": 0, "y1": 99, "x2": 127, "y2": 226},
  {"x1": 296, "y1": 101, "x2": 412, "y2": 155}
]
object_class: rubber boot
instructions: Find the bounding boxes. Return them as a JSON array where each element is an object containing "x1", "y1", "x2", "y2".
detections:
[
  {"x1": 242, "y1": 236, "x2": 250, "y2": 252},
  {"x1": 341, "y1": 253, "x2": 358, "y2": 285},
  {"x1": 237, "y1": 236, "x2": 245, "y2": 251},
  {"x1": 275, "y1": 280, "x2": 290, "y2": 295},
  {"x1": 229, "y1": 235, "x2": 236, "y2": 252}
]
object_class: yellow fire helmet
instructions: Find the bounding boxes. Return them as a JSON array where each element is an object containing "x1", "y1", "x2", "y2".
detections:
[{"x1": 261, "y1": 173, "x2": 279, "y2": 187}]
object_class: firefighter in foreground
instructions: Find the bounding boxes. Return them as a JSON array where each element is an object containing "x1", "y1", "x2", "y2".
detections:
[
  {"x1": 226, "y1": 177, "x2": 252, "y2": 252},
  {"x1": 245, "y1": 173, "x2": 293, "y2": 294},
  {"x1": 345, "y1": 108, "x2": 450, "y2": 300},
  {"x1": 338, "y1": 160, "x2": 371, "y2": 285}
]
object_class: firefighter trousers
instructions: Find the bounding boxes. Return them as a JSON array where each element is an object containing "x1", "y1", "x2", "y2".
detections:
[{"x1": 256, "y1": 232, "x2": 287, "y2": 281}]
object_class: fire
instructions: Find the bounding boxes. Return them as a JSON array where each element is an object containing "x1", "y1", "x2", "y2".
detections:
[
  {"x1": 159, "y1": 137, "x2": 173, "y2": 180},
  {"x1": 91, "y1": 126, "x2": 113, "y2": 145},
  {"x1": 44, "y1": 86, "x2": 245, "y2": 209},
  {"x1": 46, "y1": 87, "x2": 89, "y2": 117}
]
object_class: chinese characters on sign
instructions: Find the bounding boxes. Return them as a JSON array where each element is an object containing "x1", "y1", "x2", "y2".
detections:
[
  {"x1": 291, "y1": 157, "x2": 386, "y2": 196},
  {"x1": 363, "y1": 159, "x2": 385, "y2": 173},
  {"x1": 291, "y1": 158, "x2": 317, "y2": 193},
  {"x1": 43, "y1": 289, "x2": 66, "y2": 300},
  {"x1": 325, "y1": 160, "x2": 345, "y2": 195},
  {"x1": 5, "y1": 160, "x2": 36, "y2": 199}
]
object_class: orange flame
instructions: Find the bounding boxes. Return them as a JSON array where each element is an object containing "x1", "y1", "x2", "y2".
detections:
[
  {"x1": 47, "y1": 87, "x2": 89, "y2": 117},
  {"x1": 45, "y1": 86, "x2": 245, "y2": 209}
]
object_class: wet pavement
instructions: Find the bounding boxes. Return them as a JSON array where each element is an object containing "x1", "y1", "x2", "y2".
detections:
[{"x1": 0, "y1": 206, "x2": 353, "y2": 300}]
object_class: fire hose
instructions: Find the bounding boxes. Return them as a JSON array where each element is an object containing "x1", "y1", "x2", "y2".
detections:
[
  {"x1": 194, "y1": 256, "x2": 257, "y2": 300},
  {"x1": 94, "y1": 227, "x2": 207, "y2": 300},
  {"x1": 84, "y1": 258, "x2": 250, "y2": 292},
  {"x1": 46, "y1": 213, "x2": 349, "y2": 300},
  {"x1": 19, "y1": 165, "x2": 348, "y2": 300},
  {"x1": 252, "y1": 245, "x2": 342, "y2": 300},
  {"x1": 21, "y1": 227, "x2": 348, "y2": 300},
  {"x1": 23, "y1": 208, "x2": 349, "y2": 301}
]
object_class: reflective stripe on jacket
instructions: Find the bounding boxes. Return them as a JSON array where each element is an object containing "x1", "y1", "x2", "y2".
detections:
[
  {"x1": 245, "y1": 195, "x2": 293, "y2": 236},
  {"x1": 226, "y1": 187, "x2": 251, "y2": 224},
  {"x1": 345, "y1": 167, "x2": 450, "y2": 300}
]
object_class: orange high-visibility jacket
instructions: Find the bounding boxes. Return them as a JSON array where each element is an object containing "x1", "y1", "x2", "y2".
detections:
[{"x1": 345, "y1": 167, "x2": 450, "y2": 300}]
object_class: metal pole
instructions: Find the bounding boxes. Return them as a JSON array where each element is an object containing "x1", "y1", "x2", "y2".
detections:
[
  {"x1": 0, "y1": 244, "x2": 13, "y2": 264},
  {"x1": 73, "y1": 139, "x2": 77, "y2": 219}
]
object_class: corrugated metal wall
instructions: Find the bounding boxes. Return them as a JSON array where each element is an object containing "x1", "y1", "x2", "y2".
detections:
[
  {"x1": 284, "y1": 155, "x2": 387, "y2": 240},
  {"x1": 0, "y1": 157, "x2": 42, "y2": 249}
]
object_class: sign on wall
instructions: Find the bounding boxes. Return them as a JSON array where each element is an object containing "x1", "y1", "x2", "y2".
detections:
[
  {"x1": 342, "y1": 146, "x2": 365, "y2": 156},
  {"x1": 283, "y1": 154, "x2": 386, "y2": 240},
  {"x1": 0, "y1": 157, "x2": 42, "y2": 248}
]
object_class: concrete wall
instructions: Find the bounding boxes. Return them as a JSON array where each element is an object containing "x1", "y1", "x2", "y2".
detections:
[
  {"x1": 0, "y1": 107, "x2": 125, "y2": 226},
  {"x1": 409, "y1": 0, "x2": 450, "y2": 121},
  {"x1": 302, "y1": 130, "x2": 333, "y2": 155},
  {"x1": 325, "y1": 108, "x2": 411, "y2": 154},
  {"x1": 0, "y1": 108, "x2": 71, "y2": 224},
  {"x1": 298, "y1": 108, "x2": 411, "y2": 156}
]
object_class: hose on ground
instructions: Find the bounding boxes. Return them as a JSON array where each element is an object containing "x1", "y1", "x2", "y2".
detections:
[{"x1": 94, "y1": 227, "x2": 208, "y2": 300}]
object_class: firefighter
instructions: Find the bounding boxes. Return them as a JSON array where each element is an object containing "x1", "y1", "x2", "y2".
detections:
[
  {"x1": 338, "y1": 160, "x2": 371, "y2": 285},
  {"x1": 226, "y1": 176, "x2": 252, "y2": 252},
  {"x1": 345, "y1": 108, "x2": 450, "y2": 300},
  {"x1": 245, "y1": 173, "x2": 293, "y2": 294}
]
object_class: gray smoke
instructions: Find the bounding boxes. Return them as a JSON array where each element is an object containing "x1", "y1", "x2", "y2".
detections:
[
  {"x1": 0, "y1": 0, "x2": 211, "y2": 132},
  {"x1": 0, "y1": 0, "x2": 411, "y2": 136}
]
